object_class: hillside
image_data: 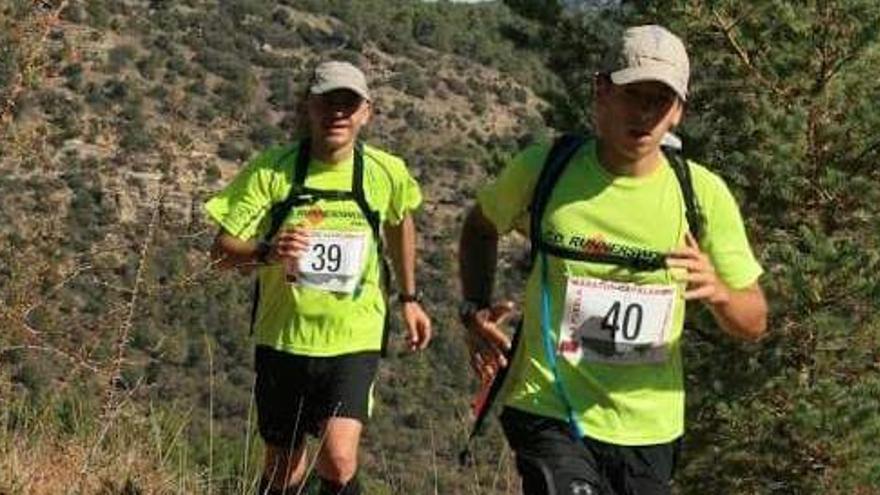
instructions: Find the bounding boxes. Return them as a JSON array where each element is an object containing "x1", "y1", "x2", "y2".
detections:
[{"x1": 1, "y1": 1, "x2": 549, "y2": 493}]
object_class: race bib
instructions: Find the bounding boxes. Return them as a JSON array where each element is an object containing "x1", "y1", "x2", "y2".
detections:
[
  {"x1": 559, "y1": 277, "x2": 675, "y2": 365},
  {"x1": 296, "y1": 230, "x2": 368, "y2": 294}
]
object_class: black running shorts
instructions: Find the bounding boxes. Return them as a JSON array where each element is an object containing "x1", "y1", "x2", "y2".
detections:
[
  {"x1": 500, "y1": 407, "x2": 681, "y2": 495},
  {"x1": 254, "y1": 345, "x2": 380, "y2": 449}
]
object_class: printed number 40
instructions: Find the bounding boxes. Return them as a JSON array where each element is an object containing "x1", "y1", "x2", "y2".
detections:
[{"x1": 601, "y1": 301, "x2": 644, "y2": 341}]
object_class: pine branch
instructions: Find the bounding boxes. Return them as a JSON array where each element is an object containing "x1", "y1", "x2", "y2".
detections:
[{"x1": 711, "y1": 8, "x2": 790, "y2": 100}]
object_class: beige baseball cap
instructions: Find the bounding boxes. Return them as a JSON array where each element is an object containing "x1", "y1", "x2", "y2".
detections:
[
  {"x1": 309, "y1": 61, "x2": 371, "y2": 101},
  {"x1": 604, "y1": 25, "x2": 690, "y2": 101}
]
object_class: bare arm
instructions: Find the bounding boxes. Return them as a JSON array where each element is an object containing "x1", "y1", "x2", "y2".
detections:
[
  {"x1": 667, "y1": 233, "x2": 768, "y2": 342},
  {"x1": 707, "y1": 283, "x2": 768, "y2": 342},
  {"x1": 210, "y1": 230, "x2": 264, "y2": 272},
  {"x1": 383, "y1": 215, "x2": 417, "y2": 296},
  {"x1": 210, "y1": 227, "x2": 309, "y2": 274},
  {"x1": 459, "y1": 205, "x2": 516, "y2": 381},
  {"x1": 459, "y1": 205, "x2": 499, "y2": 305},
  {"x1": 384, "y1": 214, "x2": 432, "y2": 351}
]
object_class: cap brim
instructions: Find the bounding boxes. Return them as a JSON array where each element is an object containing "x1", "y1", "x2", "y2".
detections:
[
  {"x1": 610, "y1": 66, "x2": 687, "y2": 101},
  {"x1": 309, "y1": 83, "x2": 371, "y2": 101}
]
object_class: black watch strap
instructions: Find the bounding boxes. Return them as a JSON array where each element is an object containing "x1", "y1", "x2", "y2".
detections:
[
  {"x1": 255, "y1": 240, "x2": 272, "y2": 263},
  {"x1": 458, "y1": 299, "x2": 489, "y2": 324},
  {"x1": 398, "y1": 291, "x2": 422, "y2": 304}
]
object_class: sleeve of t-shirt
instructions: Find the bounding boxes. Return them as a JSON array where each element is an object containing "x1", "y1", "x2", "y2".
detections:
[
  {"x1": 383, "y1": 157, "x2": 423, "y2": 226},
  {"x1": 700, "y1": 172, "x2": 764, "y2": 290},
  {"x1": 476, "y1": 143, "x2": 549, "y2": 235},
  {"x1": 203, "y1": 150, "x2": 282, "y2": 240}
]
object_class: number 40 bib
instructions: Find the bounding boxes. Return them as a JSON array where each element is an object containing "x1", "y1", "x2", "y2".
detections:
[
  {"x1": 560, "y1": 278, "x2": 676, "y2": 365},
  {"x1": 296, "y1": 230, "x2": 368, "y2": 294}
]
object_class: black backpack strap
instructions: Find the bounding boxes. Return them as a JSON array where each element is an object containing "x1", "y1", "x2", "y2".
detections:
[
  {"x1": 249, "y1": 140, "x2": 308, "y2": 335},
  {"x1": 293, "y1": 138, "x2": 310, "y2": 185},
  {"x1": 264, "y1": 138, "x2": 313, "y2": 243},
  {"x1": 538, "y1": 242, "x2": 666, "y2": 271},
  {"x1": 353, "y1": 142, "x2": 395, "y2": 356},
  {"x1": 528, "y1": 134, "x2": 587, "y2": 263},
  {"x1": 527, "y1": 136, "x2": 700, "y2": 267},
  {"x1": 664, "y1": 146, "x2": 703, "y2": 242},
  {"x1": 353, "y1": 142, "x2": 380, "y2": 239}
]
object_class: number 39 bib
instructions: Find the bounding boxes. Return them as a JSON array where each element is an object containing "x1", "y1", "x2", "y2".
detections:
[
  {"x1": 296, "y1": 230, "x2": 368, "y2": 294},
  {"x1": 559, "y1": 277, "x2": 676, "y2": 365}
]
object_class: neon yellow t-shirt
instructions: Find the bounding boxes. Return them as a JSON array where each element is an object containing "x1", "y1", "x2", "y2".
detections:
[
  {"x1": 478, "y1": 139, "x2": 763, "y2": 445},
  {"x1": 205, "y1": 142, "x2": 422, "y2": 356}
]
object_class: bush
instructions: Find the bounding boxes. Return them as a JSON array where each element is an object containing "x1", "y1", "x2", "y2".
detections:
[
  {"x1": 85, "y1": 0, "x2": 111, "y2": 29},
  {"x1": 214, "y1": 77, "x2": 257, "y2": 117},
  {"x1": 107, "y1": 44, "x2": 137, "y2": 73},
  {"x1": 249, "y1": 122, "x2": 286, "y2": 148},
  {"x1": 267, "y1": 70, "x2": 297, "y2": 109},
  {"x1": 165, "y1": 53, "x2": 191, "y2": 76},
  {"x1": 217, "y1": 138, "x2": 253, "y2": 162},
  {"x1": 204, "y1": 162, "x2": 221, "y2": 183},
  {"x1": 195, "y1": 48, "x2": 248, "y2": 81},
  {"x1": 0, "y1": 39, "x2": 19, "y2": 94},
  {"x1": 119, "y1": 124, "x2": 154, "y2": 153},
  {"x1": 61, "y1": 63, "x2": 83, "y2": 90}
]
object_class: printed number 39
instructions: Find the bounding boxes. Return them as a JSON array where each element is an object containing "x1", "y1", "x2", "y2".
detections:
[
  {"x1": 311, "y1": 243, "x2": 342, "y2": 272},
  {"x1": 601, "y1": 301, "x2": 644, "y2": 341}
]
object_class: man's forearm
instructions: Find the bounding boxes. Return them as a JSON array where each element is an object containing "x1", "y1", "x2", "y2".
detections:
[
  {"x1": 459, "y1": 206, "x2": 499, "y2": 304},
  {"x1": 708, "y1": 283, "x2": 768, "y2": 342},
  {"x1": 384, "y1": 215, "x2": 417, "y2": 294},
  {"x1": 211, "y1": 232, "x2": 264, "y2": 270}
]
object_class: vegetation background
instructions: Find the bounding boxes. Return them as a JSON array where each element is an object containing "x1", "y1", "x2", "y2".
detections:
[{"x1": 1, "y1": 0, "x2": 878, "y2": 493}]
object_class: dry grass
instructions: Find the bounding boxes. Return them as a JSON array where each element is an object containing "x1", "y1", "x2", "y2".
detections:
[{"x1": 0, "y1": 389, "x2": 205, "y2": 495}]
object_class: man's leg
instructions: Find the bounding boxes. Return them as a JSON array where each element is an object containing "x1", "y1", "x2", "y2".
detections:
[
  {"x1": 311, "y1": 352, "x2": 378, "y2": 495},
  {"x1": 500, "y1": 407, "x2": 609, "y2": 495},
  {"x1": 260, "y1": 442, "x2": 308, "y2": 494},
  {"x1": 254, "y1": 346, "x2": 314, "y2": 494},
  {"x1": 315, "y1": 417, "x2": 363, "y2": 494}
]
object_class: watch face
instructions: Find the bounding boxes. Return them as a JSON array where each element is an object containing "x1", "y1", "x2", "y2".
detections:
[
  {"x1": 458, "y1": 301, "x2": 480, "y2": 319},
  {"x1": 399, "y1": 291, "x2": 423, "y2": 304}
]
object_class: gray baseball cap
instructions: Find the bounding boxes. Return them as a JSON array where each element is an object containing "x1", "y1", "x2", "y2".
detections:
[
  {"x1": 309, "y1": 61, "x2": 371, "y2": 101},
  {"x1": 603, "y1": 25, "x2": 690, "y2": 101}
]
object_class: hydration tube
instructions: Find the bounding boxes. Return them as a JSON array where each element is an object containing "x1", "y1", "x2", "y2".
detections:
[{"x1": 539, "y1": 251, "x2": 585, "y2": 439}]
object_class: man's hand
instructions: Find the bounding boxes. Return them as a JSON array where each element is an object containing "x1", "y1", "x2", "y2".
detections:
[
  {"x1": 666, "y1": 232, "x2": 730, "y2": 305},
  {"x1": 271, "y1": 226, "x2": 310, "y2": 262},
  {"x1": 464, "y1": 301, "x2": 516, "y2": 384},
  {"x1": 401, "y1": 302, "x2": 432, "y2": 351},
  {"x1": 270, "y1": 226, "x2": 310, "y2": 280},
  {"x1": 667, "y1": 232, "x2": 768, "y2": 341}
]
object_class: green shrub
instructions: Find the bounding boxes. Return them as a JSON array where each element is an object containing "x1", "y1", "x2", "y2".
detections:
[
  {"x1": 217, "y1": 138, "x2": 253, "y2": 162},
  {"x1": 107, "y1": 44, "x2": 137, "y2": 73}
]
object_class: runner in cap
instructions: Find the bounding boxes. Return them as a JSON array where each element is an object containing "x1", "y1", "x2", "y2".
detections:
[
  {"x1": 458, "y1": 25, "x2": 767, "y2": 494},
  {"x1": 207, "y1": 60, "x2": 431, "y2": 495}
]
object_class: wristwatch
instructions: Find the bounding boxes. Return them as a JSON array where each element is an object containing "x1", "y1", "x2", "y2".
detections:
[
  {"x1": 458, "y1": 299, "x2": 488, "y2": 325},
  {"x1": 255, "y1": 240, "x2": 272, "y2": 264},
  {"x1": 397, "y1": 291, "x2": 423, "y2": 304}
]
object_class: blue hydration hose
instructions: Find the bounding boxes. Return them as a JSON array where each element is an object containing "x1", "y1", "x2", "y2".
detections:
[{"x1": 539, "y1": 252, "x2": 585, "y2": 439}]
